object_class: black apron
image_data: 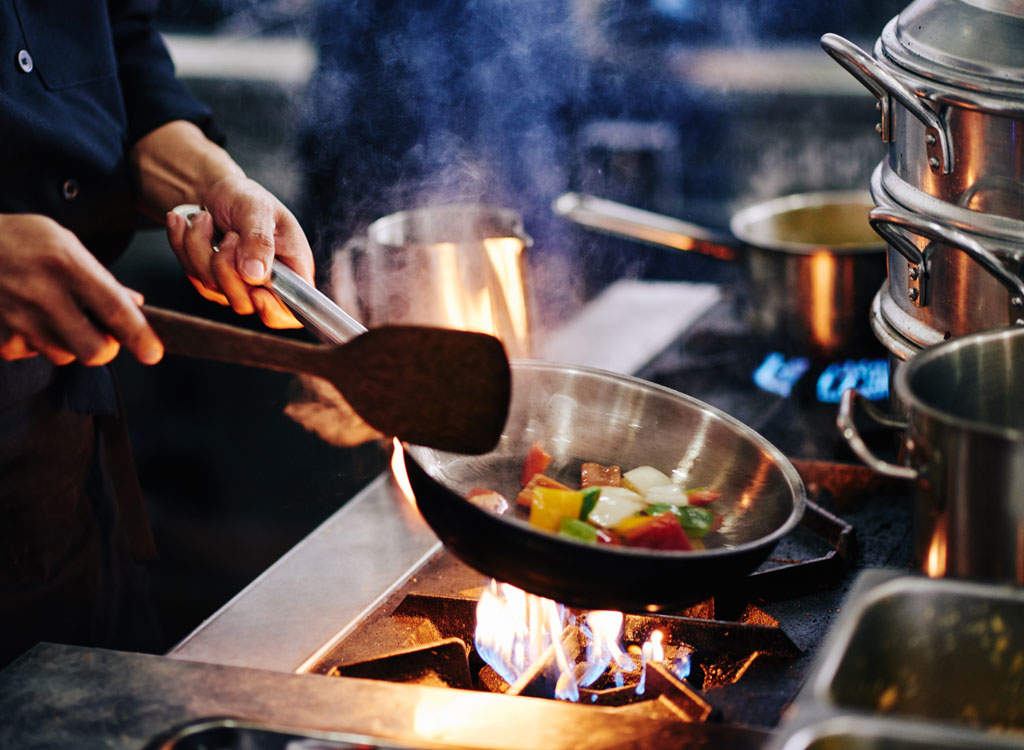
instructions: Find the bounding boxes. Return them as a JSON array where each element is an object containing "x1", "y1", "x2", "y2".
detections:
[{"x1": 0, "y1": 359, "x2": 160, "y2": 668}]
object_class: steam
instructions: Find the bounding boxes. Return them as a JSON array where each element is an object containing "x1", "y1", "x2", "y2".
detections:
[{"x1": 300, "y1": 0, "x2": 593, "y2": 332}]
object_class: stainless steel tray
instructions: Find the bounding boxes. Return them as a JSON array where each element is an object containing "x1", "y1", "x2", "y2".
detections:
[
  {"x1": 770, "y1": 570, "x2": 1024, "y2": 749},
  {"x1": 144, "y1": 717, "x2": 466, "y2": 750},
  {"x1": 776, "y1": 715, "x2": 1023, "y2": 750}
]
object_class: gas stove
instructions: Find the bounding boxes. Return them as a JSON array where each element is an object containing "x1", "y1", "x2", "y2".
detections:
[
  {"x1": 168, "y1": 283, "x2": 915, "y2": 738},
  {"x1": 0, "y1": 279, "x2": 926, "y2": 749}
]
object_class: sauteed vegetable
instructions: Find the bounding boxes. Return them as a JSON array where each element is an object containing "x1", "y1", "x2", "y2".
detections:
[{"x1": 465, "y1": 441, "x2": 721, "y2": 551}]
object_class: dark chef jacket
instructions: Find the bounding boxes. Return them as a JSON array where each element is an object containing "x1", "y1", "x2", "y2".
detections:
[{"x1": 0, "y1": 0, "x2": 221, "y2": 667}]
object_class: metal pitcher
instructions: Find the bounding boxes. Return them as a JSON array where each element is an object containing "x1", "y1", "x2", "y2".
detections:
[{"x1": 330, "y1": 204, "x2": 534, "y2": 359}]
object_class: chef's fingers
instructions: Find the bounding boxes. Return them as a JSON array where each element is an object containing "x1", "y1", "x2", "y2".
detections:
[
  {"x1": 180, "y1": 210, "x2": 227, "y2": 300},
  {"x1": 251, "y1": 287, "x2": 302, "y2": 329},
  {"x1": 0, "y1": 331, "x2": 39, "y2": 361},
  {"x1": 209, "y1": 232, "x2": 256, "y2": 315},
  {"x1": 230, "y1": 200, "x2": 276, "y2": 287},
  {"x1": 72, "y1": 279, "x2": 163, "y2": 365},
  {"x1": 165, "y1": 209, "x2": 199, "y2": 280},
  {"x1": 167, "y1": 210, "x2": 230, "y2": 305},
  {"x1": 241, "y1": 208, "x2": 310, "y2": 328},
  {"x1": 270, "y1": 215, "x2": 316, "y2": 286}
]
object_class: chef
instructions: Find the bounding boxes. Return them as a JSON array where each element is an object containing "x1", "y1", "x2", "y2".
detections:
[{"x1": 0, "y1": 0, "x2": 315, "y2": 667}]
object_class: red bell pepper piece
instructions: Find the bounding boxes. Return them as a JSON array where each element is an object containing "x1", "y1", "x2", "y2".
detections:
[
  {"x1": 686, "y1": 488, "x2": 721, "y2": 507},
  {"x1": 621, "y1": 514, "x2": 692, "y2": 551},
  {"x1": 521, "y1": 441, "x2": 552, "y2": 487}
]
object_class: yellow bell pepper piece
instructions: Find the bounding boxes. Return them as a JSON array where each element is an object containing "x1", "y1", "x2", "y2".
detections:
[
  {"x1": 613, "y1": 514, "x2": 657, "y2": 534},
  {"x1": 529, "y1": 487, "x2": 584, "y2": 532}
]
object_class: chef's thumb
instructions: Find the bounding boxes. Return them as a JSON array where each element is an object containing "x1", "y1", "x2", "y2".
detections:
[{"x1": 233, "y1": 228, "x2": 274, "y2": 285}]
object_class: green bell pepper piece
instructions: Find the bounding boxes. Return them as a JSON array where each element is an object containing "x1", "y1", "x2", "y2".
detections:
[
  {"x1": 558, "y1": 517, "x2": 598, "y2": 544},
  {"x1": 579, "y1": 486, "x2": 601, "y2": 520}
]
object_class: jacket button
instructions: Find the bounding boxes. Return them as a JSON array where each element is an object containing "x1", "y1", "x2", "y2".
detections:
[
  {"x1": 62, "y1": 179, "x2": 79, "y2": 200},
  {"x1": 16, "y1": 49, "x2": 33, "y2": 73}
]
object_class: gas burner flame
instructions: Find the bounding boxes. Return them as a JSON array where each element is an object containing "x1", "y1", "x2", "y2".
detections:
[
  {"x1": 474, "y1": 581, "x2": 577, "y2": 699},
  {"x1": 390, "y1": 439, "x2": 417, "y2": 509},
  {"x1": 474, "y1": 582, "x2": 690, "y2": 702},
  {"x1": 579, "y1": 610, "x2": 634, "y2": 687}
]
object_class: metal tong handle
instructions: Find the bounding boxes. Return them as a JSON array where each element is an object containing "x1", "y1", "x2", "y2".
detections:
[{"x1": 170, "y1": 204, "x2": 366, "y2": 344}]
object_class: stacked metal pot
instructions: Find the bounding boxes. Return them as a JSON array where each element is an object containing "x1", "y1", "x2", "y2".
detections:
[
  {"x1": 822, "y1": 0, "x2": 1024, "y2": 401},
  {"x1": 823, "y1": 0, "x2": 1024, "y2": 586}
]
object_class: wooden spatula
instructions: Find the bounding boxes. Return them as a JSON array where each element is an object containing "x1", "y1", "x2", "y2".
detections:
[{"x1": 143, "y1": 305, "x2": 511, "y2": 454}]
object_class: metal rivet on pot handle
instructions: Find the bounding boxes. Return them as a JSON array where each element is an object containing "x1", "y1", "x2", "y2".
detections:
[
  {"x1": 868, "y1": 205, "x2": 1024, "y2": 315},
  {"x1": 820, "y1": 33, "x2": 953, "y2": 175},
  {"x1": 836, "y1": 388, "x2": 916, "y2": 480}
]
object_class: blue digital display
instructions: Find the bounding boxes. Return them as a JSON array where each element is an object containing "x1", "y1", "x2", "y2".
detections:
[{"x1": 815, "y1": 358, "x2": 889, "y2": 403}]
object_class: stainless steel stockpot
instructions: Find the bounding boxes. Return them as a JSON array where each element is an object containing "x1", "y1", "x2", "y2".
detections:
[
  {"x1": 869, "y1": 165, "x2": 1024, "y2": 347},
  {"x1": 554, "y1": 190, "x2": 887, "y2": 359},
  {"x1": 822, "y1": 0, "x2": 1024, "y2": 224},
  {"x1": 838, "y1": 326, "x2": 1024, "y2": 585}
]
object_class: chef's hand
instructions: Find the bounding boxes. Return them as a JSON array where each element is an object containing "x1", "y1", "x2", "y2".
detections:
[
  {"x1": 0, "y1": 213, "x2": 163, "y2": 366},
  {"x1": 164, "y1": 176, "x2": 314, "y2": 330}
]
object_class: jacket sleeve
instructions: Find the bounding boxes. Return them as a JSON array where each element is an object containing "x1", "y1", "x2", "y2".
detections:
[{"x1": 107, "y1": 0, "x2": 226, "y2": 146}]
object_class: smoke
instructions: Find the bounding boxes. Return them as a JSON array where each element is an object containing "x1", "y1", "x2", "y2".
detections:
[{"x1": 298, "y1": 0, "x2": 591, "y2": 331}]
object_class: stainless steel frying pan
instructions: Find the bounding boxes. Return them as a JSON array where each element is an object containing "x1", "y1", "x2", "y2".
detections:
[{"x1": 404, "y1": 361, "x2": 806, "y2": 612}]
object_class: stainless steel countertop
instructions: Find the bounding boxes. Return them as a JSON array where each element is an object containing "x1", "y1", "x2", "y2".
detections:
[
  {"x1": 169, "y1": 280, "x2": 721, "y2": 673},
  {"x1": 169, "y1": 472, "x2": 442, "y2": 672}
]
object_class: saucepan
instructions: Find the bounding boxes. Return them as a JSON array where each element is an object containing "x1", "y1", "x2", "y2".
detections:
[
  {"x1": 554, "y1": 191, "x2": 887, "y2": 359},
  {"x1": 838, "y1": 325, "x2": 1024, "y2": 585},
  {"x1": 403, "y1": 360, "x2": 806, "y2": 612}
]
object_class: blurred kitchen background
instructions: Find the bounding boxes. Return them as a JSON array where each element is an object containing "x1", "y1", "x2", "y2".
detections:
[{"x1": 113, "y1": 0, "x2": 904, "y2": 650}]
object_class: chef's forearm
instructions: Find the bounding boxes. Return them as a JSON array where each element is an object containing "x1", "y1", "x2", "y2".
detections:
[{"x1": 130, "y1": 120, "x2": 246, "y2": 219}]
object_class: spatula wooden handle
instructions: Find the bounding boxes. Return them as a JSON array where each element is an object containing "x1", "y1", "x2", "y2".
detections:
[{"x1": 142, "y1": 305, "x2": 331, "y2": 378}]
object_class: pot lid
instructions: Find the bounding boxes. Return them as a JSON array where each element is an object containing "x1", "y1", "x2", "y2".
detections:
[{"x1": 879, "y1": 0, "x2": 1024, "y2": 98}]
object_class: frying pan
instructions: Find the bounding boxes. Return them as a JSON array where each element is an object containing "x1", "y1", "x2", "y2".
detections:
[
  {"x1": 403, "y1": 361, "x2": 806, "y2": 612},
  {"x1": 554, "y1": 191, "x2": 887, "y2": 359}
]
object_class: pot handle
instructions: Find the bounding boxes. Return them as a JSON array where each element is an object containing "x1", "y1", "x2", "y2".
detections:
[
  {"x1": 836, "y1": 388, "x2": 917, "y2": 480},
  {"x1": 552, "y1": 192, "x2": 737, "y2": 261},
  {"x1": 820, "y1": 33, "x2": 953, "y2": 175},
  {"x1": 869, "y1": 205, "x2": 1024, "y2": 316}
]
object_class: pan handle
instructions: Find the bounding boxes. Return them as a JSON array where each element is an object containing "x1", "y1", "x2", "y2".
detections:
[
  {"x1": 170, "y1": 204, "x2": 367, "y2": 344},
  {"x1": 836, "y1": 388, "x2": 916, "y2": 480},
  {"x1": 820, "y1": 33, "x2": 953, "y2": 175},
  {"x1": 869, "y1": 206, "x2": 1024, "y2": 318},
  {"x1": 552, "y1": 192, "x2": 737, "y2": 261}
]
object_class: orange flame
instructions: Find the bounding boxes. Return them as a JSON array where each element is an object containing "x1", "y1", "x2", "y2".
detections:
[
  {"x1": 809, "y1": 251, "x2": 838, "y2": 354},
  {"x1": 390, "y1": 438, "x2": 417, "y2": 509},
  {"x1": 433, "y1": 236, "x2": 529, "y2": 358},
  {"x1": 924, "y1": 514, "x2": 948, "y2": 578}
]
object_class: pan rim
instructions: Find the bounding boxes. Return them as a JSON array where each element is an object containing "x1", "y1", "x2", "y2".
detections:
[{"x1": 407, "y1": 358, "x2": 808, "y2": 561}]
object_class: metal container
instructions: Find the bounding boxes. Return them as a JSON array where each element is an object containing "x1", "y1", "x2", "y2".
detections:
[
  {"x1": 554, "y1": 190, "x2": 886, "y2": 359},
  {"x1": 770, "y1": 571, "x2": 1024, "y2": 749},
  {"x1": 331, "y1": 204, "x2": 534, "y2": 358},
  {"x1": 868, "y1": 284, "x2": 920, "y2": 419},
  {"x1": 822, "y1": 0, "x2": 1024, "y2": 223},
  {"x1": 869, "y1": 166, "x2": 1024, "y2": 348},
  {"x1": 404, "y1": 360, "x2": 806, "y2": 612},
  {"x1": 824, "y1": 0, "x2": 1024, "y2": 355},
  {"x1": 838, "y1": 326, "x2": 1024, "y2": 584}
]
